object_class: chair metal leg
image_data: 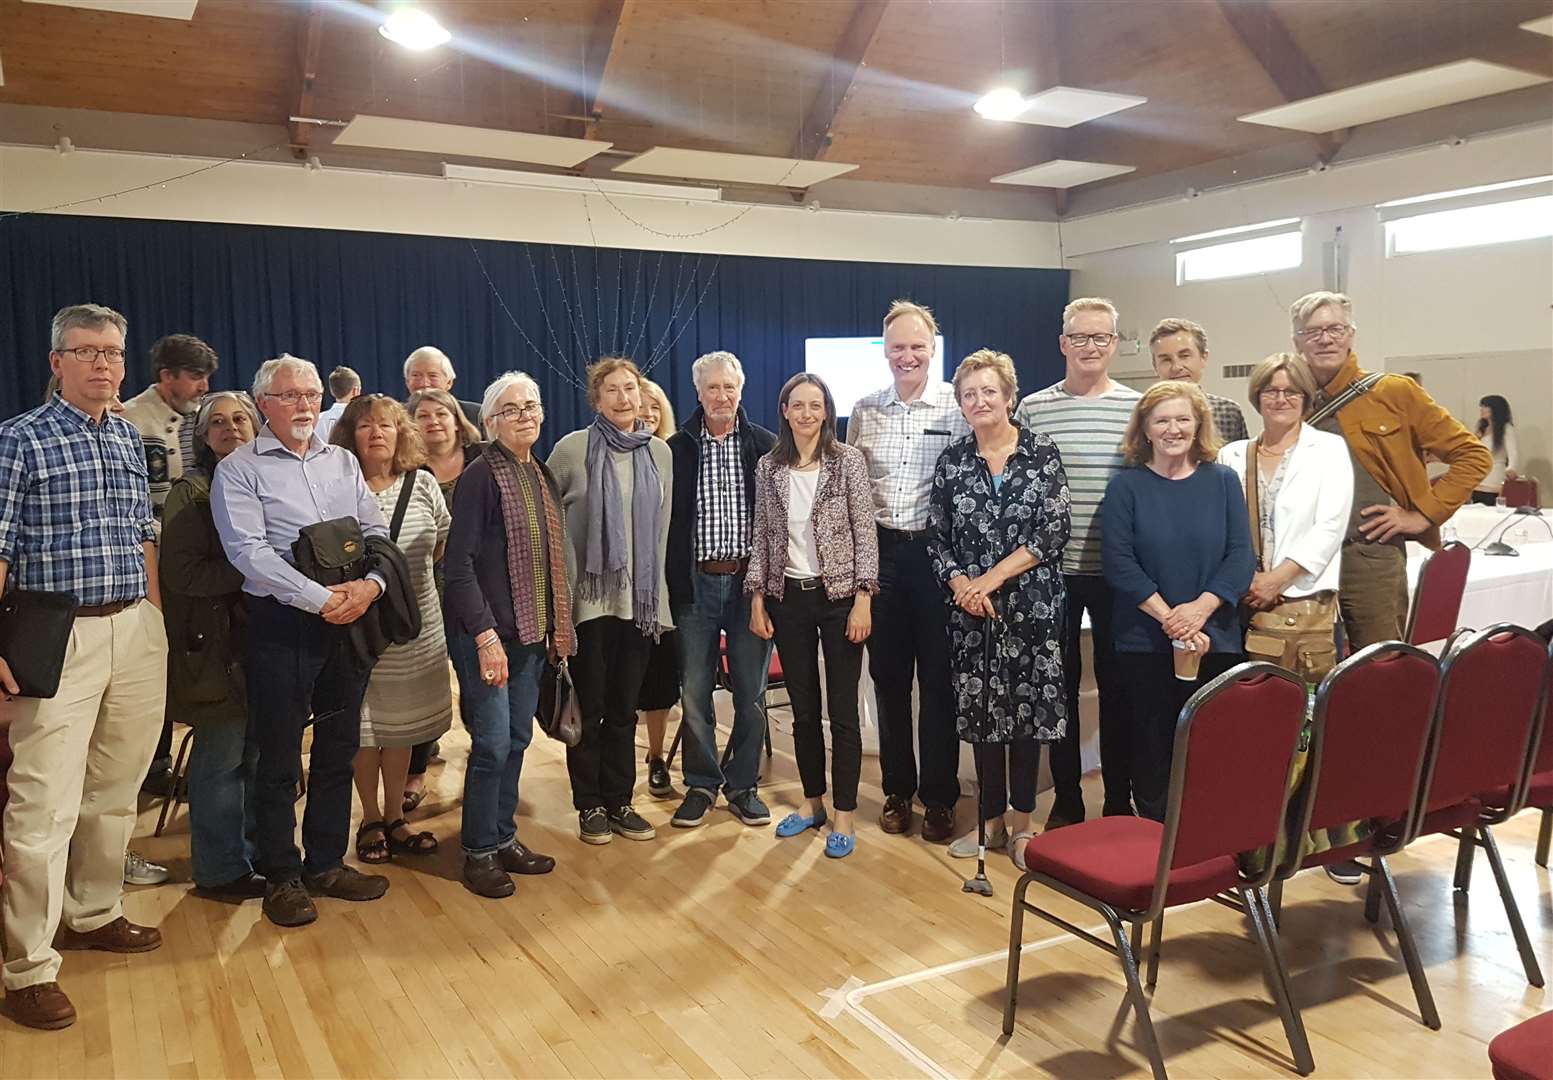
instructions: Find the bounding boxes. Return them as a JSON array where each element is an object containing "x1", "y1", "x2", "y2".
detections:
[
  {"x1": 154, "y1": 726, "x2": 196, "y2": 838},
  {"x1": 665, "y1": 720, "x2": 684, "y2": 769},
  {"x1": 1451, "y1": 828, "x2": 1476, "y2": 892},
  {"x1": 1537, "y1": 808, "x2": 1551, "y2": 869},
  {"x1": 1479, "y1": 825, "x2": 1546, "y2": 987},
  {"x1": 1363, "y1": 864, "x2": 1382, "y2": 925},
  {"x1": 1268, "y1": 878, "x2": 1284, "y2": 929},
  {"x1": 1102, "y1": 907, "x2": 1167, "y2": 1080},
  {"x1": 1129, "y1": 920, "x2": 1144, "y2": 974},
  {"x1": 1372, "y1": 855, "x2": 1440, "y2": 1029},
  {"x1": 1145, "y1": 913, "x2": 1163, "y2": 990},
  {"x1": 1002, "y1": 874, "x2": 1033, "y2": 1035},
  {"x1": 1243, "y1": 887, "x2": 1315, "y2": 1076}
]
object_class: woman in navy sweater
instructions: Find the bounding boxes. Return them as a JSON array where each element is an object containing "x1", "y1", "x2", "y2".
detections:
[{"x1": 1101, "y1": 381, "x2": 1255, "y2": 821}]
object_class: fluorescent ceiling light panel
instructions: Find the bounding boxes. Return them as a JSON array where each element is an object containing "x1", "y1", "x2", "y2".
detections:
[
  {"x1": 613, "y1": 147, "x2": 858, "y2": 188},
  {"x1": 1173, "y1": 217, "x2": 1300, "y2": 244},
  {"x1": 333, "y1": 115, "x2": 611, "y2": 169},
  {"x1": 22, "y1": 0, "x2": 198, "y2": 17},
  {"x1": 443, "y1": 163, "x2": 721, "y2": 202},
  {"x1": 1238, "y1": 59, "x2": 1550, "y2": 134},
  {"x1": 1520, "y1": 15, "x2": 1553, "y2": 37},
  {"x1": 1378, "y1": 174, "x2": 1553, "y2": 208},
  {"x1": 1011, "y1": 86, "x2": 1148, "y2": 128},
  {"x1": 990, "y1": 159, "x2": 1136, "y2": 189}
]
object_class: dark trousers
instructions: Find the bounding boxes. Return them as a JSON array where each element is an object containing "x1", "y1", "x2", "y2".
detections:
[
  {"x1": 1117, "y1": 650, "x2": 1243, "y2": 822},
  {"x1": 244, "y1": 596, "x2": 370, "y2": 881},
  {"x1": 567, "y1": 616, "x2": 653, "y2": 810},
  {"x1": 868, "y1": 529, "x2": 960, "y2": 809},
  {"x1": 769, "y1": 583, "x2": 864, "y2": 812},
  {"x1": 974, "y1": 741, "x2": 1041, "y2": 820},
  {"x1": 1054, "y1": 573, "x2": 1130, "y2": 820}
]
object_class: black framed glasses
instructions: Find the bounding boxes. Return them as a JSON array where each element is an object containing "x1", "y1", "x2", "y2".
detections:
[
  {"x1": 1295, "y1": 324, "x2": 1352, "y2": 342},
  {"x1": 490, "y1": 402, "x2": 543, "y2": 422},
  {"x1": 55, "y1": 345, "x2": 126, "y2": 365},
  {"x1": 1063, "y1": 333, "x2": 1117, "y2": 348}
]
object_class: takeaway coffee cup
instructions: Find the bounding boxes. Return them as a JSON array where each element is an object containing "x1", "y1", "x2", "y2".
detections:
[{"x1": 1172, "y1": 638, "x2": 1202, "y2": 681}]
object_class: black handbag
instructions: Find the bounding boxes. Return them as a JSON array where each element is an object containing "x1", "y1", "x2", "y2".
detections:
[
  {"x1": 0, "y1": 588, "x2": 81, "y2": 698},
  {"x1": 535, "y1": 657, "x2": 583, "y2": 746},
  {"x1": 291, "y1": 517, "x2": 368, "y2": 586}
]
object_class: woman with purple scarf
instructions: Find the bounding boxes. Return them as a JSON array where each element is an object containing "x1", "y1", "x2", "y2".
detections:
[
  {"x1": 547, "y1": 358, "x2": 674, "y2": 847},
  {"x1": 444, "y1": 371, "x2": 572, "y2": 898}
]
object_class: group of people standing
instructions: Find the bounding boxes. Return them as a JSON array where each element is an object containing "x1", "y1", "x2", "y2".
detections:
[{"x1": 0, "y1": 288, "x2": 1493, "y2": 1032}]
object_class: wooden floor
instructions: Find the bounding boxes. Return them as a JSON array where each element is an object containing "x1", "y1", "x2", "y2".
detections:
[{"x1": 2, "y1": 703, "x2": 1548, "y2": 1079}]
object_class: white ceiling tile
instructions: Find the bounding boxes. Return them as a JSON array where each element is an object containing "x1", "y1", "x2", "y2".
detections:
[
  {"x1": 1008, "y1": 86, "x2": 1148, "y2": 128},
  {"x1": 1520, "y1": 15, "x2": 1553, "y2": 37},
  {"x1": 22, "y1": 0, "x2": 197, "y2": 18},
  {"x1": 332, "y1": 115, "x2": 612, "y2": 169},
  {"x1": 612, "y1": 147, "x2": 858, "y2": 188},
  {"x1": 990, "y1": 159, "x2": 1136, "y2": 189}
]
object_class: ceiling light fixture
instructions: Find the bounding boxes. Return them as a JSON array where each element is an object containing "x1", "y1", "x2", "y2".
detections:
[
  {"x1": 379, "y1": 7, "x2": 451, "y2": 51},
  {"x1": 974, "y1": 88, "x2": 1029, "y2": 122}
]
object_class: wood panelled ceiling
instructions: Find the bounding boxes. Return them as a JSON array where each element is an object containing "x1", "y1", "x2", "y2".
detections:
[{"x1": 2, "y1": 0, "x2": 1550, "y2": 209}]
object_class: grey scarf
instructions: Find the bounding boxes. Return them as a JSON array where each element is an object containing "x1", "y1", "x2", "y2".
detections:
[{"x1": 582, "y1": 415, "x2": 664, "y2": 639}]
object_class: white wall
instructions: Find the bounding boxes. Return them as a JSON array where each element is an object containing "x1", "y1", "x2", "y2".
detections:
[{"x1": 0, "y1": 145, "x2": 1064, "y2": 269}]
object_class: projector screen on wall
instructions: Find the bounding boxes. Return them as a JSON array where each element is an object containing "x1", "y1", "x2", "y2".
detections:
[{"x1": 804, "y1": 335, "x2": 946, "y2": 417}]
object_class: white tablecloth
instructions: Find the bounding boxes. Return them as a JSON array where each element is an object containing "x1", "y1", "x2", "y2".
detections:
[
  {"x1": 1408, "y1": 540, "x2": 1553, "y2": 637},
  {"x1": 1444, "y1": 505, "x2": 1552, "y2": 547}
]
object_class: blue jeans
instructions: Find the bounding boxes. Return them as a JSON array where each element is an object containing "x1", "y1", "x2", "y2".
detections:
[
  {"x1": 674, "y1": 568, "x2": 771, "y2": 795},
  {"x1": 450, "y1": 632, "x2": 544, "y2": 856},
  {"x1": 186, "y1": 711, "x2": 258, "y2": 888}
]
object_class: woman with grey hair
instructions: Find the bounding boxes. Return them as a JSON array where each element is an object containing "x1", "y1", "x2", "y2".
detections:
[{"x1": 161, "y1": 391, "x2": 267, "y2": 901}]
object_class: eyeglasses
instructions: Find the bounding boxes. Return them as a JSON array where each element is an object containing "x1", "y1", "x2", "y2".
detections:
[
  {"x1": 1064, "y1": 333, "x2": 1117, "y2": 348},
  {"x1": 490, "y1": 403, "x2": 542, "y2": 422},
  {"x1": 264, "y1": 390, "x2": 323, "y2": 406},
  {"x1": 1259, "y1": 387, "x2": 1305, "y2": 401},
  {"x1": 1295, "y1": 324, "x2": 1352, "y2": 342},
  {"x1": 55, "y1": 346, "x2": 126, "y2": 365}
]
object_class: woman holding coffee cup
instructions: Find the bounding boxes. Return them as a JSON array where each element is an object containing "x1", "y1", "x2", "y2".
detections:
[{"x1": 1101, "y1": 381, "x2": 1254, "y2": 821}]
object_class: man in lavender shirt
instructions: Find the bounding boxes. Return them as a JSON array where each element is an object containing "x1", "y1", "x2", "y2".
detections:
[{"x1": 211, "y1": 355, "x2": 389, "y2": 928}]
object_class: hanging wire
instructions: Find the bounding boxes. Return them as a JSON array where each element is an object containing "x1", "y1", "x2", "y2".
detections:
[
  {"x1": 546, "y1": 245, "x2": 592, "y2": 358},
  {"x1": 467, "y1": 240, "x2": 585, "y2": 390}
]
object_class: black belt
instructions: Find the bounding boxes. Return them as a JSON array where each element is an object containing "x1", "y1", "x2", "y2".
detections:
[
  {"x1": 787, "y1": 575, "x2": 825, "y2": 591},
  {"x1": 878, "y1": 525, "x2": 928, "y2": 544}
]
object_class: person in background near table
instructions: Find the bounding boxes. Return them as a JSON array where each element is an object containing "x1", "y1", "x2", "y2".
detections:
[
  {"x1": 162, "y1": 391, "x2": 267, "y2": 903},
  {"x1": 121, "y1": 334, "x2": 218, "y2": 802},
  {"x1": 666, "y1": 352, "x2": 777, "y2": 830},
  {"x1": 847, "y1": 299, "x2": 968, "y2": 843},
  {"x1": 0, "y1": 303, "x2": 168, "y2": 1031},
  {"x1": 1291, "y1": 291, "x2": 1490, "y2": 649},
  {"x1": 548, "y1": 358, "x2": 673, "y2": 845},
  {"x1": 402, "y1": 386, "x2": 484, "y2": 813},
  {"x1": 1015, "y1": 298, "x2": 1140, "y2": 827},
  {"x1": 315, "y1": 366, "x2": 360, "y2": 443},
  {"x1": 211, "y1": 355, "x2": 391, "y2": 928},
  {"x1": 404, "y1": 345, "x2": 482, "y2": 429},
  {"x1": 930, "y1": 350, "x2": 1071, "y2": 871},
  {"x1": 748, "y1": 374, "x2": 877, "y2": 858},
  {"x1": 636, "y1": 377, "x2": 681, "y2": 798},
  {"x1": 445, "y1": 372, "x2": 567, "y2": 898},
  {"x1": 1101, "y1": 381, "x2": 1254, "y2": 822},
  {"x1": 330, "y1": 396, "x2": 452, "y2": 864},
  {"x1": 1148, "y1": 317, "x2": 1248, "y2": 443},
  {"x1": 1221, "y1": 354, "x2": 1361, "y2": 883},
  {"x1": 1472, "y1": 395, "x2": 1520, "y2": 506}
]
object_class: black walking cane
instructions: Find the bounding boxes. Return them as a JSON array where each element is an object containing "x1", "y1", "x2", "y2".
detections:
[{"x1": 963, "y1": 596, "x2": 1002, "y2": 898}]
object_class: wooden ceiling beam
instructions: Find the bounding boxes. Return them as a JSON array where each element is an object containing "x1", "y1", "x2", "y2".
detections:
[
  {"x1": 789, "y1": 0, "x2": 891, "y2": 161},
  {"x1": 577, "y1": 0, "x2": 630, "y2": 139},
  {"x1": 1216, "y1": 0, "x2": 1347, "y2": 163},
  {"x1": 287, "y1": 1, "x2": 325, "y2": 156}
]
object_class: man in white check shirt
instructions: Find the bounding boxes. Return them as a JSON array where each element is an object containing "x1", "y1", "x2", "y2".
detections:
[{"x1": 846, "y1": 300, "x2": 968, "y2": 843}]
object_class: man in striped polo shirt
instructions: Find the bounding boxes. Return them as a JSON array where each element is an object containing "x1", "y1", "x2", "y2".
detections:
[{"x1": 1015, "y1": 297, "x2": 1140, "y2": 828}]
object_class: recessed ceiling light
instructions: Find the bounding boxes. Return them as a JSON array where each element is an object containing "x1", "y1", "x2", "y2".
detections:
[
  {"x1": 1520, "y1": 15, "x2": 1553, "y2": 37},
  {"x1": 974, "y1": 88, "x2": 1029, "y2": 122},
  {"x1": 379, "y1": 8, "x2": 451, "y2": 51},
  {"x1": 990, "y1": 159, "x2": 1136, "y2": 189},
  {"x1": 1012, "y1": 86, "x2": 1148, "y2": 128}
]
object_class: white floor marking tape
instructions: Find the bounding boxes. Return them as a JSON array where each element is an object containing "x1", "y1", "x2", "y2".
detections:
[{"x1": 817, "y1": 975, "x2": 863, "y2": 1019}]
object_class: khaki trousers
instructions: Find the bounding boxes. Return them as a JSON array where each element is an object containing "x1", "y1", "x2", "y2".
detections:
[
  {"x1": 1337, "y1": 543, "x2": 1409, "y2": 650},
  {"x1": 2, "y1": 599, "x2": 167, "y2": 990}
]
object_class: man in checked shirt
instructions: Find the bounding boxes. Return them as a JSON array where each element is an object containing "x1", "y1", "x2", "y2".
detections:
[
  {"x1": 847, "y1": 300, "x2": 969, "y2": 843},
  {"x1": 0, "y1": 304, "x2": 168, "y2": 1031}
]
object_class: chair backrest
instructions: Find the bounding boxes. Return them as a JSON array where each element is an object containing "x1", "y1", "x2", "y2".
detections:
[
  {"x1": 1502, "y1": 477, "x2": 1540, "y2": 509},
  {"x1": 1284, "y1": 642, "x2": 1440, "y2": 872},
  {"x1": 1512, "y1": 628, "x2": 1553, "y2": 810},
  {"x1": 1154, "y1": 663, "x2": 1308, "y2": 898},
  {"x1": 1412, "y1": 623, "x2": 1548, "y2": 840},
  {"x1": 1406, "y1": 541, "x2": 1471, "y2": 646}
]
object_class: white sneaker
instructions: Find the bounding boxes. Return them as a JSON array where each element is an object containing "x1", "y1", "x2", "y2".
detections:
[
  {"x1": 949, "y1": 823, "x2": 1009, "y2": 859},
  {"x1": 124, "y1": 851, "x2": 170, "y2": 886}
]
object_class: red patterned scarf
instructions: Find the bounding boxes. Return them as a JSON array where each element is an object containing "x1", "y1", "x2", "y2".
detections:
[{"x1": 484, "y1": 440, "x2": 574, "y2": 657}]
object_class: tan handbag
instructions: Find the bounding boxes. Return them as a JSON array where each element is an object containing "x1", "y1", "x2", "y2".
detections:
[{"x1": 1243, "y1": 443, "x2": 1338, "y2": 682}]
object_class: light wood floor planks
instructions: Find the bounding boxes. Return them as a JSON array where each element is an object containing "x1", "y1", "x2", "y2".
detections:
[{"x1": 2, "y1": 702, "x2": 1548, "y2": 1078}]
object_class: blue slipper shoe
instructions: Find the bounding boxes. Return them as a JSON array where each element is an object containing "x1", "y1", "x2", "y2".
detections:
[
  {"x1": 825, "y1": 832, "x2": 856, "y2": 859},
  {"x1": 775, "y1": 811, "x2": 826, "y2": 838}
]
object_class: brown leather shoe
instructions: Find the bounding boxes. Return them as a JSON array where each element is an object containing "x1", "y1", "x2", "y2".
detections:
[
  {"x1": 879, "y1": 795, "x2": 914, "y2": 835},
  {"x1": 56, "y1": 916, "x2": 161, "y2": 954},
  {"x1": 500, "y1": 840, "x2": 556, "y2": 876},
  {"x1": 921, "y1": 805, "x2": 956, "y2": 843},
  {"x1": 463, "y1": 854, "x2": 515, "y2": 899},
  {"x1": 263, "y1": 879, "x2": 318, "y2": 927},
  {"x1": 3, "y1": 982, "x2": 76, "y2": 1030},
  {"x1": 303, "y1": 865, "x2": 389, "y2": 902}
]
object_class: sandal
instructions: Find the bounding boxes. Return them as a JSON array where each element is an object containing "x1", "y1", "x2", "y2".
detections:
[
  {"x1": 385, "y1": 818, "x2": 438, "y2": 856},
  {"x1": 355, "y1": 821, "x2": 389, "y2": 864},
  {"x1": 401, "y1": 788, "x2": 427, "y2": 814}
]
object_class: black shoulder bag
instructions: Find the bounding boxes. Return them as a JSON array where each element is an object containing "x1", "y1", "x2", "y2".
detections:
[{"x1": 0, "y1": 586, "x2": 80, "y2": 698}]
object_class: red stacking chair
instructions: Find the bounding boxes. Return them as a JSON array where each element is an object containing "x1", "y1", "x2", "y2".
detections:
[
  {"x1": 1271, "y1": 642, "x2": 1443, "y2": 1028},
  {"x1": 1414, "y1": 624, "x2": 1548, "y2": 988},
  {"x1": 1489, "y1": 1011, "x2": 1553, "y2": 1080},
  {"x1": 1501, "y1": 478, "x2": 1540, "y2": 509},
  {"x1": 1003, "y1": 663, "x2": 1312, "y2": 1079},
  {"x1": 1405, "y1": 541, "x2": 1470, "y2": 646},
  {"x1": 666, "y1": 633, "x2": 778, "y2": 768}
]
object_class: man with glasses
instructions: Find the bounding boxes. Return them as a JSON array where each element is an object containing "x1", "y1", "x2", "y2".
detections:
[
  {"x1": 1148, "y1": 318, "x2": 1247, "y2": 442},
  {"x1": 0, "y1": 304, "x2": 167, "y2": 1031},
  {"x1": 211, "y1": 355, "x2": 392, "y2": 928},
  {"x1": 1015, "y1": 297, "x2": 1140, "y2": 828},
  {"x1": 1292, "y1": 291, "x2": 1489, "y2": 648}
]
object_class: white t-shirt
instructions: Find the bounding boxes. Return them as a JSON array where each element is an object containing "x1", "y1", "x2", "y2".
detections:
[{"x1": 785, "y1": 468, "x2": 822, "y2": 578}]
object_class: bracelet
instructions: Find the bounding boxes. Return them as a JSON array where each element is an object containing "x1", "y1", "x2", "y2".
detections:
[{"x1": 475, "y1": 633, "x2": 500, "y2": 650}]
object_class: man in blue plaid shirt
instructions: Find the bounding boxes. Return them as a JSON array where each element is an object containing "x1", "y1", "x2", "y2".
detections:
[{"x1": 0, "y1": 304, "x2": 168, "y2": 1032}]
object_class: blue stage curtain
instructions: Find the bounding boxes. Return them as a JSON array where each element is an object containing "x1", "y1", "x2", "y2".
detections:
[{"x1": 2, "y1": 213, "x2": 1069, "y2": 442}]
